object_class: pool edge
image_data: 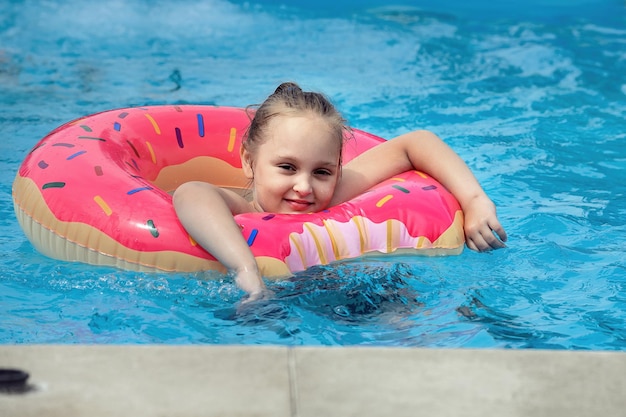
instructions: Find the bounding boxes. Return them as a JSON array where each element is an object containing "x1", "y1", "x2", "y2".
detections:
[{"x1": 1, "y1": 345, "x2": 625, "y2": 416}]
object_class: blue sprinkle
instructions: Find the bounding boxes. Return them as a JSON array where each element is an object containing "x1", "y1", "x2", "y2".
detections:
[
  {"x1": 127, "y1": 186, "x2": 153, "y2": 195},
  {"x1": 67, "y1": 150, "x2": 87, "y2": 160},
  {"x1": 175, "y1": 127, "x2": 183, "y2": 148},
  {"x1": 197, "y1": 114, "x2": 205, "y2": 137},
  {"x1": 247, "y1": 229, "x2": 258, "y2": 246},
  {"x1": 114, "y1": 122, "x2": 121, "y2": 131},
  {"x1": 392, "y1": 184, "x2": 410, "y2": 194}
]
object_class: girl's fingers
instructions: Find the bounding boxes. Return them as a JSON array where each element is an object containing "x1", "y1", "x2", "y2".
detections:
[{"x1": 466, "y1": 226, "x2": 507, "y2": 252}]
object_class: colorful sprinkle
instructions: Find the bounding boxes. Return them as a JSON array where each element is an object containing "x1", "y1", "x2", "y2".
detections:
[
  {"x1": 175, "y1": 127, "x2": 183, "y2": 148},
  {"x1": 79, "y1": 125, "x2": 92, "y2": 132},
  {"x1": 376, "y1": 194, "x2": 394, "y2": 207},
  {"x1": 131, "y1": 159, "x2": 140, "y2": 171},
  {"x1": 228, "y1": 128, "x2": 236, "y2": 152},
  {"x1": 197, "y1": 114, "x2": 205, "y2": 137},
  {"x1": 118, "y1": 112, "x2": 129, "y2": 119},
  {"x1": 422, "y1": 185, "x2": 437, "y2": 191},
  {"x1": 94, "y1": 166, "x2": 103, "y2": 176},
  {"x1": 93, "y1": 195, "x2": 112, "y2": 216},
  {"x1": 392, "y1": 185, "x2": 410, "y2": 194},
  {"x1": 415, "y1": 170, "x2": 428, "y2": 178},
  {"x1": 146, "y1": 220, "x2": 159, "y2": 238},
  {"x1": 42, "y1": 182, "x2": 65, "y2": 189},
  {"x1": 113, "y1": 122, "x2": 121, "y2": 131},
  {"x1": 28, "y1": 143, "x2": 46, "y2": 154},
  {"x1": 53, "y1": 143, "x2": 75, "y2": 147},
  {"x1": 146, "y1": 141, "x2": 156, "y2": 164},
  {"x1": 262, "y1": 214, "x2": 275, "y2": 221},
  {"x1": 174, "y1": 106, "x2": 183, "y2": 112},
  {"x1": 144, "y1": 113, "x2": 161, "y2": 135},
  {"x1": 127, "y1": 186, "x2": 152, "y2": 195},
  {"x1": 246, "y1": 229, "x2": 258, "y2": 246},
  {"x1": 68, "y1": 117, "x2": 86, "y2": 126},
  {"x1": 126, "y1": 140, "x2": 140, "y2": 158},
  {"x1": 78, "y1": 136, "x2": 106, "y2": 142},
  {"x1": 38, "y1": 160, "x2": 49, "y2": 169},
  {"x1": 67, "y1": 150, "x2": 87, "y2": 160}
]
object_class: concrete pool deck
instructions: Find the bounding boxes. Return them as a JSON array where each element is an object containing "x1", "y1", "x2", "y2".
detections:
[{"x1": 1, "y1": 345, "x2": 625, "y2": 416}]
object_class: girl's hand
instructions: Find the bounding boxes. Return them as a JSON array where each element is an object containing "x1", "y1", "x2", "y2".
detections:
[
  {"x1": 461, "y1": 195, "x2": 508, "y2": 252},
  {"x1": 241, "y1": 288, "x2": 275, "y2": 304}
]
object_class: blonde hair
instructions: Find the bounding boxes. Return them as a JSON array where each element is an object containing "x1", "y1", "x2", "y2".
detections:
[{"x1": 243, "y1": 82, "x2": 349, "y2": 165}]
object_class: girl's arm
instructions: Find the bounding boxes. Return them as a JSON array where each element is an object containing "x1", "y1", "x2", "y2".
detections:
[
  {"x1": 172, "y1": 181, "x2": 266, "y2": 296},
  {"x1": 335, "y1": 130, "x2": 507, "y2": 251}
]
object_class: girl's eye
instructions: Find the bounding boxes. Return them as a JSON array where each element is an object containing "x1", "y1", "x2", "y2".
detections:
[
  {"x1": 278, "y1": 164, "x2": 295, "y2": 171},
  {"x1": 315, "y1": 169, "x2": 333, "y2": 176}
]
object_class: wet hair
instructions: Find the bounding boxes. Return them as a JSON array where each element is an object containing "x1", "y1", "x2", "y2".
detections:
[{"x1": 243, "y1": 82, "x2": 349, "y2": 166}]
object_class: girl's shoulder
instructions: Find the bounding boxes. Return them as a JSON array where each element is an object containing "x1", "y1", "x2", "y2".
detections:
[{"x1": 219, "y1": 187, "x2": 256, "y2": 215}]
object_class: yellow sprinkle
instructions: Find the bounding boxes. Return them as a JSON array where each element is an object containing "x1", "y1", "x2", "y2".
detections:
[
  {"x1": 144, "y1": 114, "x2": 161, "y2": 135},
  {"x1": 391, "y1": 177, "x2": 406, "y2": 182},
  {"x1": 68, "y1": 117, "x2": 86, "y2": 126},
  {"x1": 188, "y1": 235, "x2": 197, "y2": 246},
  {"x1": 146, "y1": 141, "x2": 157, "y2": 164},
  {"x1": 376, "y1": 194, "x2": 393, "y2": 208},
  {"x1": 415, "y1": 170, "x2": 428, "y2": 178},
  {"x1": 94, "y1": 196, "x2": 112, "y2": 216},
  {"x1": 416, "y1": 236, "x2": 426, "y2": 248},
  {"x1": 228, "y1": 128, "x2": 237, "y2": 152}
]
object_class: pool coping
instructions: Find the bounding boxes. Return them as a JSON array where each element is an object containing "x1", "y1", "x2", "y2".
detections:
[{"x1": 1, "y1": 345, "x2": 625, "y2": 416}]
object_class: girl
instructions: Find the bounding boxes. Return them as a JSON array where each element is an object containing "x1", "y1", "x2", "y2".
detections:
[{"x1": 173, "y1": 82, "x2": 507, "y2": 300}]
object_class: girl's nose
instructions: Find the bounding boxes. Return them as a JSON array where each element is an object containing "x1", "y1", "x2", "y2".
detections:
[{"x1": 293, "y1": 174, "x2": 312, "y2": 195}]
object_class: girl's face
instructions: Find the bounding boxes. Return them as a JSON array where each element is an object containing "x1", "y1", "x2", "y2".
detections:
[{"x1": 241, "y1": 113, "x2": 341, "y2": 214}]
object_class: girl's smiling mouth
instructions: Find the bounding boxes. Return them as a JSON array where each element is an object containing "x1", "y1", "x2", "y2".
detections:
[{"x1": 285, "y1": 199, "x2": 314, "y2": 211}]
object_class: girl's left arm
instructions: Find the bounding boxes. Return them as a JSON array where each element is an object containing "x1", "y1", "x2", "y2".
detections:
[{"x1": 336, "y1": 130, "x2": 507, "y2": 251}]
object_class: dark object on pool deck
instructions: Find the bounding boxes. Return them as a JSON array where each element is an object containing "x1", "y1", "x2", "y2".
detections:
[{"x1": 0, "y1": 368, "x2": 31, "y2": 394}]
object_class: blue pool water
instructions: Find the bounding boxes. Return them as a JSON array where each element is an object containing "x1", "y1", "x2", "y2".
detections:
[{"x1": 1, "y1": 0, "x2": 625, "y2": 349}]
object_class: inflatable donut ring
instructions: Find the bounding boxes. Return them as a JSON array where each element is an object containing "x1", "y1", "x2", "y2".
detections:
[{"x1": 12, "y1": 105, "x2": 465, "y2": 277}]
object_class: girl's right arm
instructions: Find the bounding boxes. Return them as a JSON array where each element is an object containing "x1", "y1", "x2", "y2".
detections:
[{"x1": 172, "y1": 181, "x2": 266, "y2": 297}]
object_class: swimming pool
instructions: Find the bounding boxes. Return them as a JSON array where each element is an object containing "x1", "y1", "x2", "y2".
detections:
[{"x1": 1, "y1": 0, "x2": 625, "y2": 349}]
